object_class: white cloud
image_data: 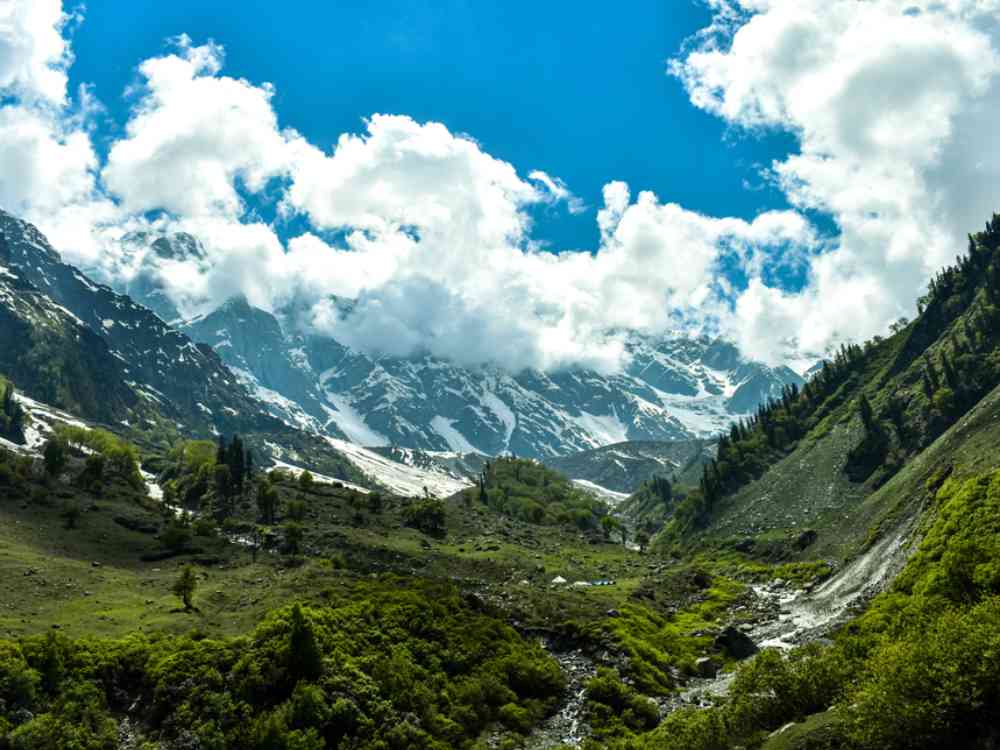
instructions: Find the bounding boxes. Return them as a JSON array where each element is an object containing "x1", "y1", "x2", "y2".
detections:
[
  {"x1": 103, "y1": 35, "x2": 301, "y2": 219},
  {"x1": 529, "y1": 170, "x2": 586, "y2": 214},
  {"x1": 5, "y1": 0, "x2": 998, "y2": 373},
  {"x1": 0, "y1": 0, "x2": 73, "y2": 103},
  {"x1": 673, "y1": 0, "x2": 1000, "y2": 362}
]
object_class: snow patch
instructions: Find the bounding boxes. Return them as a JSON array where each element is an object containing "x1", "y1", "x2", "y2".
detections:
[
  {"x1": 323, "y1": 393, "x2": 389, "y2": 446},
  {"x1": 573, "y1": 410, "x2": 629, "y2": 447},
  {"x1": 270, "y1": 459, "x2": 371, "y2": 494},
  {"x1": 480, "y1": 391, "x2": 516, "y2": 448},
  {"x1": 430, "y1": 416, "x2": 479, "y2": 454},
  {"x1": 572, "y1": 479, "x2": 630, "y2": 507},
  {"x1": 325, "y1": 437, "x2": 472, "y2": 497}
]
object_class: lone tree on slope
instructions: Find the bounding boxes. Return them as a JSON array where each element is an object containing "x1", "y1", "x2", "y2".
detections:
[{"x1": 172, "y1": 564, "x2": 198, "y2": 611}]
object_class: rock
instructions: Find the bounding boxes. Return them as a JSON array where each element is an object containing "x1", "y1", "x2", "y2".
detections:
[
  {"x1": 794, "y1": 529, "x2": 818, "y2": 550},
  {"x1": 733, "y1": 537, "x2": 756, "y2": 553},
  {"x1": 606, "y1": 609, "x2": 621, "y2": 617},
  {"x1": 691, "y1": 569, "x2": 713, "y2": 589},
  {"x1": 91, "y1": 561, "x2": 101, "y2": 568},
  {"x1": 695, "y1": 656, "x2": 720, "y2": 678},
  {"x1": 715, "y1": 626, "x2": 759, "y2": 660}
]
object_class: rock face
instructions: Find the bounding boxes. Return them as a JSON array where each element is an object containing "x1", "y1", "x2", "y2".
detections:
[
  {"x1": 93, "y1": 231, "x2": 802, "y2": 460},
  {"x1": 0, "y1": 210, "x2": 274, "y2": 435}
]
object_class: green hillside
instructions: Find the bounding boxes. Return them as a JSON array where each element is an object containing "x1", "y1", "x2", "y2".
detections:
[{"x1": 7, "y1": 216, "x2": 1000, "y2": 749}]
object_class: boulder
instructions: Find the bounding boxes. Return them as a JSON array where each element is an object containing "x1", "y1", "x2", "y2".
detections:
[
  {"x1": 794, "y1": 529, "x2": 819, "y2": 550},
  {"x1": 715, "y1": 626, "x2": 759, "y2": 660},
  {"x1": 695, "y1": 656, "x2": 720, "y2": 678}
]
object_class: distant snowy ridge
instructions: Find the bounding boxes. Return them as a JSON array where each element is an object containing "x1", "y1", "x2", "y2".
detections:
[{"x1": 166, "y1": 276, "x2": 802, "y2": 461}]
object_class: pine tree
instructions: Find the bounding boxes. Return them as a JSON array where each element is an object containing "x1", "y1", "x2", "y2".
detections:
[
  {"x1": 288, "y1": 604, "x2": 323, "y2": 681},
  {"x1": 172, "y1": 565, "x2": 198, "y2": 611},
  {"x1": 858, "y1": 394, "x2": 876, "y2": 434},
  {"x1": 940, "y1": 353, "x2": 959, "y2": 392}
]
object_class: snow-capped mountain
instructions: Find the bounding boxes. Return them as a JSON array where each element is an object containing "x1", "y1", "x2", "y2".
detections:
[
  {"x1": 110, "y1": 229, "x2": 804, "y2": 459},
  {"x1": 0, "y1": 210, "x2": 369, "y2": 486}
]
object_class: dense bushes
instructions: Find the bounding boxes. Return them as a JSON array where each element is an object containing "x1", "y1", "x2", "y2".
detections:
[
  {"x1": 0, "y1": 583, "x2": 565, "y2": 749},
  {"x1": 54, "y1": 424, "x2": 143, "y2": 490},
  {"x1": 471, "y1": 457, "x2": 608, "y2": 530},
  {"x1": 402, "y1": 496, "x2": 447, "y2": 537},
  {"x1": 584, "y1": 668, "x2": 659, "y2": 739}
]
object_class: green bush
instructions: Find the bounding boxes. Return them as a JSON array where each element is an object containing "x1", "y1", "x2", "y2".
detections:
[
  {"x1": 0, "y1": 584, "x2": 566, "y2": 750},
  {"x1": 403, "y1": 497, "x2": 447, "y2": 538}
]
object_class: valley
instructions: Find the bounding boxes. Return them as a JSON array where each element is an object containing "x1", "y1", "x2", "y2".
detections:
[{"x1": 3, "y1": 209, "x2": 1000, "y2": 750}]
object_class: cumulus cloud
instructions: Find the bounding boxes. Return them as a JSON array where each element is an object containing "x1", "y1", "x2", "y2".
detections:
[
  {"x1": 673, "y1": 0, "x2": 1000, "y2": 362},
  {"x1": 3, "y1": 0, "x2": 998, "y2": 372},
  {"x1": 103, "y1": 35, "x2": 301, "y2": 219},
  {"x1": 0, "y1": 0, "x2": 73, "y2": 103}
]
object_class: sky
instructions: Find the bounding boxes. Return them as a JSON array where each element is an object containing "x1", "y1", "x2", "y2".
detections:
[{"x1": 1, "y1": 0, "x2": 999, "y2": 374}]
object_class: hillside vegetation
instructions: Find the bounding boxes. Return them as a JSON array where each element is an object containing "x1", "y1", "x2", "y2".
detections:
[{"x1": 657, "y1": 215, "x2": 1000, "y2": 559}]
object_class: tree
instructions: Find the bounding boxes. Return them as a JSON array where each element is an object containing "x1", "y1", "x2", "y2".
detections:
[
  {"x1": 600, "y1": 515, "x2": 618, "y2": 542},
  {"x1": 368, "y1": 491, "x2": 384, "y2": 514},
  {"x1": 43, "y1": 438, "x2": 67, "y2": 479},
  {"x1": 258, "y1": 481, "x2": 279, "y2": 524},
  {"x1": 636, "y1": 530, "x2": 651, "y2": 553},
  {"x1": 288, "y1": 604, "x2": 323, "y2": 681},
  {"x1": 61, "y1": 502, "x2": 81, "y2": 529},
  {"x1": 0, "y1": 380, "x2": 25, "y2": 443},
  {"x1": 298, "y1": 470, "x2": 314, "y2": 492},
  {"x1": 172, "y1": 565, "x2": 198, "y2": 611},
  {"x1": 283, "y1": 521, "x2": 305, "y2": 556},
  {"x1": 228, "y1": 435, "x2": 246, "y2": 492},
  {"x1": 402, "y1": 497, "x2": 446, "y2": 538},
  {"x1": 858, "y1": 394, "x2": 876, "y2": 434},
  {"x1": 161, "y1": 518, "x2": 192, "y2": 552},
  {"x1": 287, "y1": 499, "x2": 307, "y2": 522}
]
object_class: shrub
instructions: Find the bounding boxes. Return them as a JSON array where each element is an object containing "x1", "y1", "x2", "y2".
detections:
[{"x1": 403, "y1": 497, "x2": 447, "y2": 538}]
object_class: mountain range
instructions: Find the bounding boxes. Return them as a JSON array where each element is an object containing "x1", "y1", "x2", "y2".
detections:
[
  {"x1": 116, "y1": 231, "x2": 803, "y2": 461},
  {"x1": 0, "y1": 210, "x2": 803, "y2": 496}
]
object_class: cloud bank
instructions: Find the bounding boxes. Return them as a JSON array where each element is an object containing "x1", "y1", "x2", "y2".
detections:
[{"x1": 0, "y1": 0, "x2": 998, "y2": 372}]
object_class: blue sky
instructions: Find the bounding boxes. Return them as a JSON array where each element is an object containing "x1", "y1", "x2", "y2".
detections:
[{"x1": 69, "y1": 0, "x2": 795, "y2": 253}]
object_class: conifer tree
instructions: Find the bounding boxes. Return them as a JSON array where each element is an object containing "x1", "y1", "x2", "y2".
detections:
[
  {"x1": 288, "y1": 604, "x2": 323, "y2": 681},
  {"x1": 172, "y1": 565, "x2": 198, "y2": 611}
]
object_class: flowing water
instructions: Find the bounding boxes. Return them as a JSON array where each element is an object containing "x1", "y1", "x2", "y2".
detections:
[
  {"x1": 753, "y1": 519, "x2": 916, "y2": 650},
  {"x1": 531, "y1": 518, "x2": 920, "y2": 746}
]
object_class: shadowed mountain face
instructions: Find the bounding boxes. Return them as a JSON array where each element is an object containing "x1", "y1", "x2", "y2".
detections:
[
  {"x1": 98, "y1": 232, "x2": 805, "y2": 459},
  {"x1": 0, "y1": 211, "x2": 367, "y2": 483},
  {"x1": 0, "y1": 210, "x2": 270, "y2": 434}
]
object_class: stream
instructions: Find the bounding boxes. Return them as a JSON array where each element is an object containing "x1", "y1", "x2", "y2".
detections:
[{"x1": 529, "y1": 519, "x2": 918, "y2": 747}]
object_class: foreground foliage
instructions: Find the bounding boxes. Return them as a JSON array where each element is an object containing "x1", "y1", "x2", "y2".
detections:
[{"x1": 0, "y1": 583, "x2": 564, "y2": 750}]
